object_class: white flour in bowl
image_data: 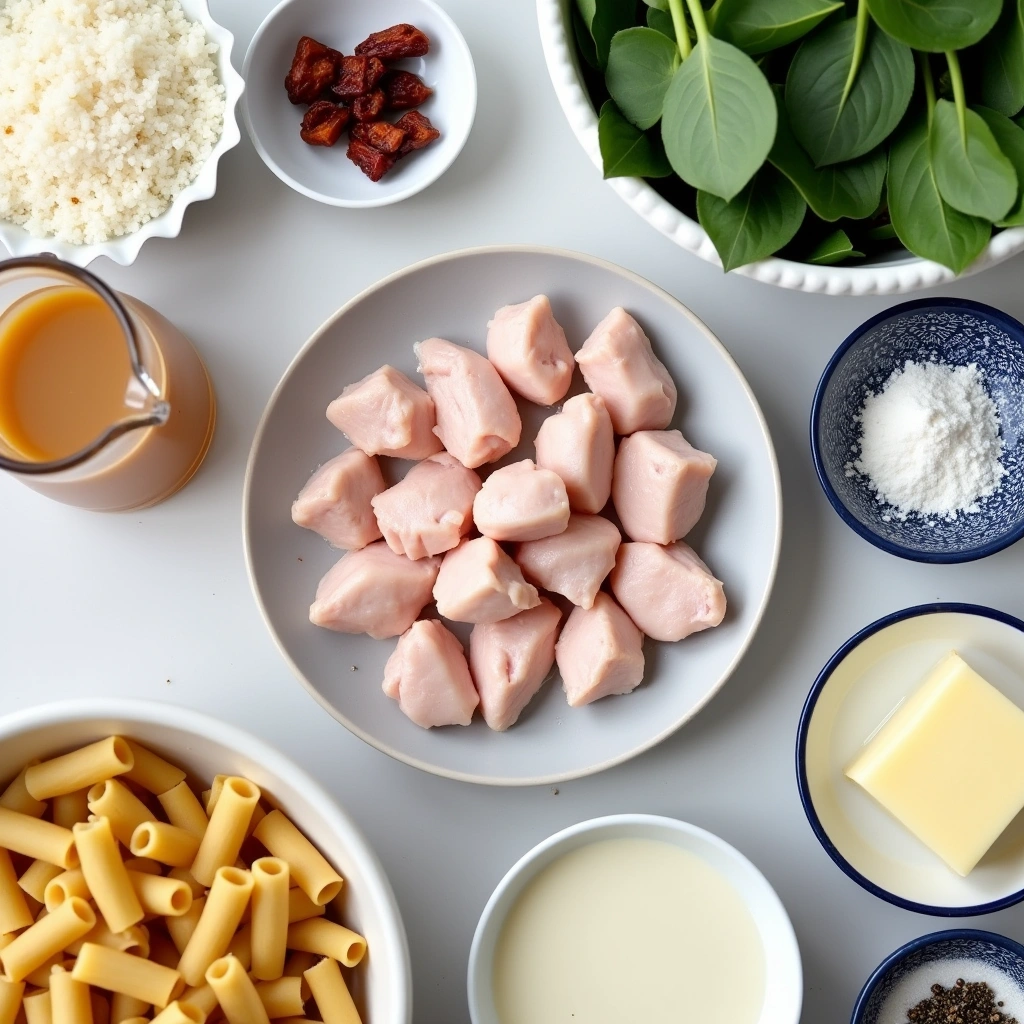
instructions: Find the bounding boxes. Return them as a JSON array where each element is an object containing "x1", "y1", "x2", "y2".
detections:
[{"x1": 847, "y1": 360, "x2": 1005, "y2": 521}]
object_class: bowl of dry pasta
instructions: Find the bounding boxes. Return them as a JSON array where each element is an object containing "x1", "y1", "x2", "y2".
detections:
[{"x1": 0, "y1": 699, "x2": 411, "y2": 1024}]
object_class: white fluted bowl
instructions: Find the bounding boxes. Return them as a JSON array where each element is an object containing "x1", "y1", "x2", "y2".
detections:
[
  {"x1": 536, "y1": 0, "x2": 1024, "y2": 295},
  {"x1": 0, "y1": 0, "x2": 245, "y2": 268}
]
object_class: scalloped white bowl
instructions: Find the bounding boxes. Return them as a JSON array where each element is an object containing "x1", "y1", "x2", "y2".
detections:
[
  {"x1": 0, "y1": 0, "x2": 245, "y2": 268},
  {"x1": 536, "y1": 0, "x2": 1024, "y2": 295}
]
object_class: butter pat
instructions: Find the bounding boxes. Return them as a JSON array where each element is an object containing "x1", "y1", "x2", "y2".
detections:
[{"x1": 846, "y1": 651, "x2": 1024, "y2": 876}]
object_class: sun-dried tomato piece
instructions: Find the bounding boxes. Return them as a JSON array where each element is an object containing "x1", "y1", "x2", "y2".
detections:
[
  {"x1": 285, "y1": 36, "x2": 341, "y2": 105},
  {"x1": 347, "y1": 138, "x2": 396, "y2": 181},
  {"x1": 351, "y1": 121, "x2": 407, "y2": 155},
  {"x1": 383, "y1": 70, "x2": 433, "y2": 110},
  {"x1": 352, "y1": 89, "x2": 386, "y2": 122},
  {"x1": 354, "y1": 23, "x2": 430, "y2": 60},
  {"x1": 300, "y1": 101, "x2": 351, "y2": 146},
  {"x1": 395, "y1": 110, "x2": 440, "y2": 155},
  {"x1": 331, "y1": 55, "x2": 388, "y2": 99}
]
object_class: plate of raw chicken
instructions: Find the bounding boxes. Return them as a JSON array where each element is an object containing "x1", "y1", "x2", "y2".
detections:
[{"x1": 244, "y1": 246, "x2": 781, "y2": 784}]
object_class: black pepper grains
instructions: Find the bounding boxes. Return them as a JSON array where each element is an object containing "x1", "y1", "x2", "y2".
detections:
[{"x1": 905, "y1": 978, "x2": 1018, "y2": 1024}]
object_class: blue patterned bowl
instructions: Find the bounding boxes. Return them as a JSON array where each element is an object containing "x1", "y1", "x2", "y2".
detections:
[
  {"x1": 852, "y1": 930, "x2": 1024, "y2": 1024},
  {"x1": 812, "y1": 299, "x2": 1024, "y2": 563}
]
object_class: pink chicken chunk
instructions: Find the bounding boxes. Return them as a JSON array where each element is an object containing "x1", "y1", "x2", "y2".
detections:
[
  {"x1": 611, "y1": 541, "x2": 726, "y2": 642},
  {"x1": 309, "y1": 541, "x2": 440, "y2": 639},
  {"x1": 371, "y1": 453, "x2": 482, "y2": 560},
  {"x1": 485, "y1": 295, "x2": 575, "y2": 406},
  {"x1": 326, "y1": 365, "x2": 443, "y2": 460},
  {"x1": 414, "y1": 338, "x2": 522, "y2": 469},
  {"x1": 470, "y1": 599, "x2": 562, "y2": 731},
  {"x1": 472, "y1": 459, "x2": 570, "y2": 543},
  {"x1": 534, "y1": 393, "x2": 614, "y2": 514},
  {"x1": 515, "y1": 514, "x2": 621, "y2": 610},
  {"x1": 291, "y1": 448, "x2": 385, "y2": 550},
  {"x1": 383, "y1": 620, "x2": 479, "y2": 728},
  {"x1": 612, "y1": 429, "x2": 717, "y2": 544},
  {"x1": 555, "y1": 592, "x2": 645, "y2": 707},
  {"x1": 433, "y1": 537, "x2": 540, "y2": 623},
  {"x1": 575, "y1": 308, "x2": 677, "y2": 435}
]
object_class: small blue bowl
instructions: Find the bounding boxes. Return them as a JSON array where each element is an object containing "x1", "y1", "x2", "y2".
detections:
[
  {"x1": 852, "y1": 929, "x2": 1024, "y2": 1024},
  {"x1": 811, "y1": 298, "x2": 1024, "y2": 563}
]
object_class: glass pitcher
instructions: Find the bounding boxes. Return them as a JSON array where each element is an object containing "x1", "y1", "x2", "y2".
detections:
[{"x1": 0, "y1": 256, "x2": 216, "y2": 512}]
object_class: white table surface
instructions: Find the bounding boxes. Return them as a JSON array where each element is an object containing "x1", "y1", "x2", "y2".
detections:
[{"x1": 4, "y1": 1, "x2": 1024, "y2": 1020}]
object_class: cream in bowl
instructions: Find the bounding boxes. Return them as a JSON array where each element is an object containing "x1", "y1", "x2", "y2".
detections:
[{"x1": 468, "y1": 815, "x2": 801, "y2": 1024}]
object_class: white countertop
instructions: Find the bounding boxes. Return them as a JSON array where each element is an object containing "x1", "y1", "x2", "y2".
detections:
[{"x1": 4, "y1": 1, "x2": 1024, "y2": 1020}]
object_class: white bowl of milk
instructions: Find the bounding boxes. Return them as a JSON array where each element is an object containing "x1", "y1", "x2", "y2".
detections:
[{"x1": 467, "y1": 814, "x2": 802, "y2": 1024}]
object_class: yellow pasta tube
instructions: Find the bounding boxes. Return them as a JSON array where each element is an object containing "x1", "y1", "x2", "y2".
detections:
[
  {"x1": 23, "y1": 989, "x2": 52, "y2": 1024},
  {"x1": 285, "y1": 921, "x2": 365, "y2": 969},
  {"x1": 71, "y1": 944, "x2": 183, "y2": 1009},
  {"x1": 86, "y1": 783, "x2": 153, "y2": 849},
  {"x1": 108, "y1": 992, "x2": 148, "y2": 1024},
  {"x1": 178, "y1": 986, "x2": 216, "y2": 1017},
  {"x1": 25, "y1": 741, "x2": 132, "y2": 802},
  {"x1": 189, "y1": 781, "x2": 259, "y2": 889},
  {"x1": 44, "y1": 870, "x2": 89, "y2": 912},
  {"x1": 19, "y1": 861, "x2": 64, "y2": 905},
  {"x1": 156, "y1": 785, "x2": 207, "y2": 840},
  {"x1": 50, "y1": 965, "x2": 93, "y2": 1024},
  {"x1": 205, "y1": 955, "x2": 270, "y2": 1024},
  {"x1": 121, "y1": 744, "x2": 185, "y2": 796},
  {"x1": 226, "y1": 924, "x2": 251, "y2": 972},
  {"x1": 167, "y1": 870, "x2": 204, "y2": 899},
  {"x1": 122, "y1": 858, "x2": 160, "y2": 876},
  {"x1": 250, "y1": 858, "x2": 288, "y2": 982},
  {"x1": 72, "y1": 820, "x2": 142, "y2": 934},
  {"x1": 287, "y1": 889, "x2": 325, "y2": 925},
  {"x1": 176, "y1": 867, "x2": 253, "y2": 988},
  {"x1": 65, "y1": 921, "x2": 149, "y2": 960},
  {"x1": 166, "y1": 896, "x2": 205, "y2": 955},
  {"x1": 149, "y1": 1000, "x2": 203, "y2": 1024},
  {"x1": 304, "y1": 957, "x2": 361, "y2": 1024},
  {"x1": 201, "y1": 779, "x2": 225, "y2": 817},
  {"x1": 252, "y1": 813, "x2": 343, "y2": 906},
  {"x1": 0, "y1": 976, "x2": 25, "y2": 1024},
  {"x1": 0, "y1": 763, "x2": 46, "y2": 819},
  {"x1": 51, "y1": 792, "x2": 90, "y2": 832},
  {"x1": 0, "y1": 848, "x2": 34, "y2": 934},
  {"x1": 255, "y1": 977, "x2": 307, "y2": 1018},
  {"x1": 0, "y1": 897, "x2": 95, "y2": 982},
  {"x1": 129, "y1": 823, "x2": 199, "y2": 870},
  {"x1": 126, "y1": 873, "x2": 191, "y2": 918},
  {"x1": 0, "y1": 809, "x2": 78, "y2": 869}
]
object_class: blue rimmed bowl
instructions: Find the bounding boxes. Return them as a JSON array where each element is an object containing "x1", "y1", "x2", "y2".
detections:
[
  {"x1": 852, "y1": 930, "x2": 1024, "y2": 1024},
  {"x1": 811, "y1": 298, "x2": 1024, "y2": 563}
]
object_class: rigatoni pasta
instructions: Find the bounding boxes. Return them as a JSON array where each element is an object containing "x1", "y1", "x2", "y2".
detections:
[
  {"x1": 254, "y1": 975, "x2": 307, "y2": 1018},
  {"x1": 86, "y1": 781, "x2": 154, "y2": 848},
  {"x1": 253, "y1": 812, "x2": 344, "y2": 906},
  {"x1": 205, "y1": 954, "x2": 270, "y2": 1024},
  {"x1": 0, "y1": 763, "x2": 46, "y2": 819},
  {"x1": 18, "y1": 861, "x2": 63, "y2": 905},
  {"x1": 305, "y1": 955, "x2": 362, "y2": 1024},
  {"x1": 0, "y1": 848, "x2": 34, "y2": 935},
  {"x1": 108, "y1": 992, "x2": 148, "y2": 1024},
  {"x1": 121, "y1": 743, "x2": 185, "y2": 796},
  {"x1": 49, "y1": 964, "x2": 92, "y2": 1024},
  {"x1": 50, "y1": 791, "x2": 90, "y2": 832},
  {"x1": 0, "y1": 809, "x2": 78, "y2": 869},
  {"x1": 0, "y1": 897, "x2": 96, "y2": 982},
  {"x1": 190, "y1": 779, "x2": 260, "y2": 888},
  {"x1": 71, "y1": 944, "x2": 183, "y2": 1008},
  {"x1": 176, "y1": 867, "x2": 253, "y2": 987},
  {"x1": 250, "y1": 857, "x2": 289, "y2": 982},
  {"x1": 156, "y1": 784, "x2": 208, "y2": 840},
  {"x1": 0, "y1": 976, "x2": 25, "y2": 1024},
  {"x1": 286, "y1": 920, "x2": 366, "y2": 968},
  {"x1": 72, "y1": 819, "x2": 143, "y2": 934},
  {"x1": 22, "y1": 989, "x2": 51, "y2": 1024},
  {"x1": 148, "y1": 1000, "x2": 202, "y2": 1024},
  {"x1": 129, "y1": 822, "x2": 199, "y2": 869},
  {"x1": 24, "y1": 739, "x2": 132, "y2": 802}
]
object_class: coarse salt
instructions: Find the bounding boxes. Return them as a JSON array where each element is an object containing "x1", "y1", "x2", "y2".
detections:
[{"x1": 846, "y1": 359, "x2": 1005, "y2": 521}]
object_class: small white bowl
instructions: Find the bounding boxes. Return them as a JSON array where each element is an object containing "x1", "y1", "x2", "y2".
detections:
[
  {"x1": 242, "y1": 0, "x2": 476, "y2": 208},
  {"x1": 0, "y1": 0, "x2": 244, "y2": 268},
  {"x1": 0, "y1": 699, "x2": 412, "y2": 1024},
  {"x1": 467, "y1": 814, "x2": 802, "y2": 1024}
]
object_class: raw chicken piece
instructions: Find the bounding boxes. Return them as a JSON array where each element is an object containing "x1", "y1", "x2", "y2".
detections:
[
  {"x1": 383, "y1": 620, "x2": 479, "y2": 728},
  {"x1": 371, "y1": 453, "x2": 482, "y2": 560},
  {"x1": 470, "y1": 599, "x2": 562, "y2": 731},
  {"x1": 291, "y1": 448, "x2": 385, "y2": 550},
  {"x1": 613, "y1": 430, "x2": 717, "y2": 544},
  {"x1": 485, "y1": 295, "x2": 575, "y2": 406},
  {"x1": 575, "y1": 308, "x2": 677, "y2": 434},
  {"x1": 433, "y1": 537, "x2": 540, "y2": 623},
  {"x1": 309, "y1": 541, "x2": 440, "y2": 639},
  {"x1": 555, "y1": 593, "x2": 645, "y2": 707},
  {"x1": 414, "y1": 338, "x2": 522, "y2": 469},
  {"x1": 515, "y1": 514, "x2": 621, "y2": 610},
  {"x1": 326, "y1": 365, "x2": 442, "y2": 460},
  {"x1": 534, "y1": 393, "x2": 614, "y2": 514},
  {"x1": 473, "y1": 460, "x2": 571, "y2": 543}
]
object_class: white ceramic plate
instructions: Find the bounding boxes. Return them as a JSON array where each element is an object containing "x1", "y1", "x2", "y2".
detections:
[
  {"x1": 799, "y1": 605, "x2": 1024, "y2": 915},
  {"x1": 243, "y1": 246, "x2": 782, "y2": 785},
  {"x1": 242, "y1": 0, "x2": 476, "y2": 208},
  {"x1": 466, "y1": 815, "x2": 802, "y2": 1024}
]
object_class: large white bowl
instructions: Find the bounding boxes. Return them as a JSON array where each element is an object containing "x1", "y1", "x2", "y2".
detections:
[
  {"x1": 0, "y1": 699, "x2": 413, "y2": 1024},
  {"x1": 0, "y1": 0, "x2": 245, "y2": 268},
  {"x1": 467, "y1": 815, "x2": 803, "y2": 1024},
  {"x1": 536, "y1": 0, "x2": 1024, "y2": 295}
]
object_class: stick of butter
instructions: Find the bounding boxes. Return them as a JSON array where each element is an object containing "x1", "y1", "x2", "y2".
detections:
[{"x1": 846, "y1": 650, "x2": 1024, "y2": 876}]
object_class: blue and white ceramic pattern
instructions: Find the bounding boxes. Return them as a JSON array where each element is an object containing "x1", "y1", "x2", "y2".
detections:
[
  {"x1": 812, "y1": 298, "x2": 1024, "y2": 562},
  {"x1": 853, "y1": 930, "x2": 1024, "y2": 1024}
]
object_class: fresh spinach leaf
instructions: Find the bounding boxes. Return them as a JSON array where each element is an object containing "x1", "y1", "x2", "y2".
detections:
[
  {"x1": 864, "y1": 221, "x2": 898, "y2": 241},
  {"x1": 980, "y1": 0, "x2": 1024, "y2": 118},
  {"x1": 888, "y1": 115, "x2": 991, "y2": 273},
  {"x1": 599, "y1": 100, "x2": 674, "y2": 177},
  {"x1": 661, "y1": 36, "x2": 776, "y2": 199},
  {"x1": 866, "y1": 0, "x2": 1001, "y2": 52},
  {"x1": 931, "y1": 99, "x2": 1017, "y2": 221},
  {"x1": 806, "y1": 228, "x2": 864, "y2": 263},
  {"x1": 786, "y1": 16, "x2": 914, "y2": 166},
  {"x1": 573, "y1": 6, "x2": 601, "y2": 69},
  {"x1": 647, "y1": 7, "x2": 675, "y2": 36},
  {"x1": 697, "y1": 164, "x2": 807, "y2": 270},
  {"x1": 644, "y1": 0, "x2": 669, "y2": 8},
  {"x1": 576, "y1": 0, "x2": 640, "y2": 68},
  {"x1": 975, "y1": 106, "x2": 1024, "y2": 226},
  {"x1": 708, "y1": 0, "x2": 843, "y2": 55},
  {"x1": 606, "y1": 27, "x2": 682, "y2": 129}
]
